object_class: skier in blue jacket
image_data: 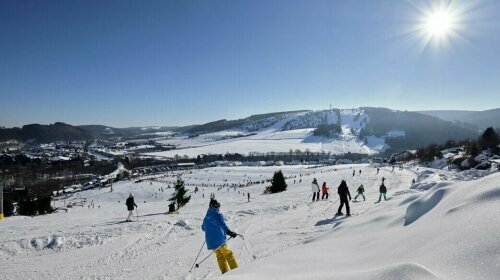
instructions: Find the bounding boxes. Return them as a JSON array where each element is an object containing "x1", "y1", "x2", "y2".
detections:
[{"x1": 202, "y1": 198, "x2": 239, "y2": 274}]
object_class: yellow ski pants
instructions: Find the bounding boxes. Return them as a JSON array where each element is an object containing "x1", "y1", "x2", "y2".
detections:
[{"x1": 214, "y1": 244, "x2": 238, "y2": 274}]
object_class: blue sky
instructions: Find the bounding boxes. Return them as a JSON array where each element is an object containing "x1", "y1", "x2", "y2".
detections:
[{"x1": 1, "y1": 0, "x2": 499, "y2": 128}]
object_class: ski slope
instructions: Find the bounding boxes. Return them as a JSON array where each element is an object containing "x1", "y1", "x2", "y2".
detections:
[
  {"x1": 0, "y1": 164, "x2": 499, "y2": 279},
  {"x1": 147, "y1": 110, "x2": 387, "y2": 158}
]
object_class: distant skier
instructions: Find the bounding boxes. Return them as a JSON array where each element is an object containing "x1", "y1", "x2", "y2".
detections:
[
  {"x1": 353, "y1": 170, "x2": 356, "y2": 177},
  {"x1": 354, "y1": 184, "x2": 365, "y2": 201},
  {"x1": 391, "y1": 165, "x2": 395, "y2": 172},
  {"x1": 412, "y1": 178, "x2": 416, "y2": 185},
  {"x1": 311, "y1": 178, "x2": 320, "y2": 201},
  {"x1": 359, "y1": 170, "x2": 361, "y2": 175},
  {"x1": 202, "y1": 198, "x2": 239, "y2": 274},
  {"x1": 377, "y1": 182, "x2": 387, "y2": 202},
  {"x1": 247, "y1": 192, "x2": 250, "y2": 202},
  {"x1": 168, "y1": 201, "x2": 176, "y2": 213},
  {"x1": 337, "y1": 180, "x2": 352, "y2": 216},
  {"x1": 321, "y1": 182, "x2": 329, "y2": 200},
  {"x1": 376, "y1": 168, "x2": 380, "y2": 174},
  {"x1": 125, "y1": 193, "x2": 137, "y2": 222}
]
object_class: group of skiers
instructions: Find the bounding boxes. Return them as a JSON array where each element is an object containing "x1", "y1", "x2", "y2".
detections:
[
  {"x1": 122, "y1": 169, "x2": 400, "y2": 275},
  {"x1": 311, "y1": 178, "x2": 331, "y2": 201},
  {"x1": 311, "y1": 176, "x2": 390, "y2": 216}
]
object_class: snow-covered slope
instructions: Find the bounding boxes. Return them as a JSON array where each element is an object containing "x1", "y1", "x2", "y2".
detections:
[
  {"x1": 225, "y1": 171, "x2": 500, "y2": 280},
  {"x1": 1, "y1": 165, "x2": 498, "y2": 279},
  {"x1": 149, "y1": 109, "x2": 387, "y2": 158}
]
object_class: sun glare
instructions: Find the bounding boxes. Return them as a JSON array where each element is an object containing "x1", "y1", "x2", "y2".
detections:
[
  {"x1": 425, "y1": 10, "x2": 453, "y2": 37},
  {"x1": 411, "y1": 1, "x2": 468, "y2": 50}
]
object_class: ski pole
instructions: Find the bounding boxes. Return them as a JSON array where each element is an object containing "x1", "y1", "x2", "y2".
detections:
[
  {"x1": 189, "y1": 240, "x2": 206, "y2": 272},
  {"x1": 306, "y1": 193, "x2": 312, "y2": 202},
  {"x1": 194, "y1": 234, "x2": 244, "y2": 269},
  {"x1": 325, "y1": 198, "x2": 339, "y2": 212},
  {"x1": 194, "y1": 237, "x2": 232, "y2": 269},
  {"x1": 136, "y1": 208, "x2": 139, "y2": 222}
]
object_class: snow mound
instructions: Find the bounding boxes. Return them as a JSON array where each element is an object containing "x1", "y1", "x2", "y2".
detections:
[
  {"x1": 174, "y1": 219, "x2": 193, "y2": 230},
  {"x1": 0, "y1": 233, "x2": 110, "y2": 256},
  {"x1": 30, "y1": 235, "x2": 64, "y2": 251},
  {"x1": 416, "y1": 170, "x2": 436, "y2": 182},
  {"x1": 236, "y1": 209, "x2": 257, "y2": 216},
  {"x1": 351, "y1": 262, "x2": 442, "y2": 280},
  {"x1": 404, "y1": 183, "x2": 451, "y2": 226},
  {"x1": 410, "y1": 182, "x2": 437, "y2": 191},
  {"x1": 459, "y1": 168, "x2": 494, "y2": 179}
]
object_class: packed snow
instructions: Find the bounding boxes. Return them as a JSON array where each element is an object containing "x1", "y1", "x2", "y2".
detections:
[{"x1": 1, "y1": 164, "x2": 499, "y2": 279}]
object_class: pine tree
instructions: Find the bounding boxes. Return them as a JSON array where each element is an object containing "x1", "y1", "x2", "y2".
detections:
[
  {"x1": 169, "y1": 176, "x2": 191, "y2": 210},
  {"x1": 37, "y1": 195, "x2": 54, "y2": 215},
  {"x1": 466, "y1": 141, "x2": 479, "y2": 157},
  {"x1": 17, "y1": 195, "x2": 54, "y2": 216},
  {"x1": 479, "y1": 127, "x2": 499, "y2": 150},
  {"x1": 17, "y1": 197, "x2": 37, "y2": 216},
  {"x1": 3, "y1": 197, "x2": 14, "y2": 217},
  {"x1": 270, "y1": 170, "x2": 287, "y2": 193}
]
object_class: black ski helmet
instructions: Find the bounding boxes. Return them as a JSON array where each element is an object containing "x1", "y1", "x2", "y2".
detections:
[{"x1": 209, "y1": 199, "x2": 220, "y2": 209}]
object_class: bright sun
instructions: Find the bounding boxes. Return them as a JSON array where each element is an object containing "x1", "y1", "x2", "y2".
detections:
[
  {"x1": 419, "y1": 5, "x2": 461, "y2": 44},
  {"x1": 409, "y1": 1, "x2": 472, "y2": 52},
  {"x1": 425, "y1": 10, "x2": 453, "y2": 36}
]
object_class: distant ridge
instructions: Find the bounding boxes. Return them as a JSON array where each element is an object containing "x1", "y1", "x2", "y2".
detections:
[
  {"x1": 0, "y1": 107, "x2": 487, "y2": 152},
  {"x1": 419, "y1": 108, "x2": 500, "y2": 129},
  {"x1": 186, "y1": 110, "x2": 309, "y2": 134},
  {"x1": 0, "y1": 122, "x2": 93, "y2": 143}
]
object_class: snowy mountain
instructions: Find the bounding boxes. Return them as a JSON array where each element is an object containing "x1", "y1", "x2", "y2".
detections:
[
  {"x1": 185, "y1": 111, "x2": 309, "y2": 134},
  {"x1": 0, "y1": 108, "x2": 480, "y2": 155},
  {"x1": 147, "y1": 108, "x2": 478, "y2": 158},
  {"x1": 360, "y1": 107, "x2": 478, "y2": 151},
  {"x1": 1, "y1": 164, "x2": 498, "y2": 279}
]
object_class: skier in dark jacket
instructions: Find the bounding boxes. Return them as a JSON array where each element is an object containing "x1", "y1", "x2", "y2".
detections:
[
  {"x1": 202, "y1": 198, "x2": 239, "y2": 274},
  {"x1": 337, "y1": 180, "x2": 352, "y2": 216},
  {"x1": 354, "y1": 184, "x2": 365, "y2": 201},
  {"x1": 125, "y1": 193, "x2": 137, "y2": 222},
  {"x1": 377, "y1": 182, "x2": 387, "y2": 202}
]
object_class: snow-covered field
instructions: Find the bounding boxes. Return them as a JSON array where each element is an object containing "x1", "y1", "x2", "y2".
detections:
[
  {"x1": 149, "y1": 129, "x2": 382, "y2": 158},
  {"x1": 1, "y1": 164, "x2": 499, "y2": 280},
  {"x1": 147, "y1": 110, "x2": 388, "y2": 158}
]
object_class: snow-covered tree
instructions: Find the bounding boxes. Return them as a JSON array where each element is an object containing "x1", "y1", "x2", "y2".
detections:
[
  {"x1": 270, "y1": 170, "x2": 287, "y2": 193},
  {"x1": 169, "y1": 176, "x2": 191, "y2": 210}
]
